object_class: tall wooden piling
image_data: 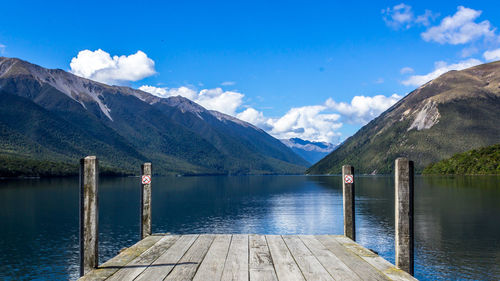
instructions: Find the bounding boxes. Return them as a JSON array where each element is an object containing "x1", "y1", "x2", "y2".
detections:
[
  {"x1": 141, "y1": 163, "x2": 152, "y2": 239},
  {"x1": 395, "y1": 158, "x2": 414, "y2": 275},
  {"x1": 79, "y1": 156, "x2": 99, "y2": 276},
  {"x1": 342, "y1": 165, "x2": 355, "y2": 241}
]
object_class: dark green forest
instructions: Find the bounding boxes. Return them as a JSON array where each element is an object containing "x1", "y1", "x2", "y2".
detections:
[{"x1": 423, "y1": 144, "x2": 500, "y2": 175}]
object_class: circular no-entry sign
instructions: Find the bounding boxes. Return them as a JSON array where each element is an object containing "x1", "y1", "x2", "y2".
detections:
[
  {"x1": 344, "y1": 175, "x2": 354, "y2": 184},
  {"x1": 142, "y1": 175, "x2": 151, "y2": 184}
]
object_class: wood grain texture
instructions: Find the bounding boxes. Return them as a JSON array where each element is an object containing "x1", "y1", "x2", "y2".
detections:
[
  {"x1": 134, "y1": 234, "x2": 199, "y2": 281},
  {"x1": 266, "y1": 235, "x2": 305, "y2": 281},
  {"x1": 79, "y1": 156, "x2": 99, "y2": 276},
  {"x1": 221, "y1": 234, "x2": 249, "y2": 281},
  {"x1": 164, "y1": 234, "x2": 216, "y2": 281},
  {"x1": 395, "y1": 158, "x2": 414, "y2": 275},
  {"x1": 78, "y1": 235, "x2": 162, "y2": 281},
  {"x1": 282, "y1": 235, "x2": 334, "y2": 281},
  {"x1": 316, "y1": 235, "x2": 390, "y2": 281},
  {"x1": 249, "y1": 234, "x2": 278, "y2": 281},
  {"x1": 141, "y1": 162, "x2": 152, "y2": 239},
  {"x1": 299, "y1": 235, "x2": 362, "y2": 281},
  {"x1": 78, "y1": 234, "x2": 418, "y2": 281},
  {"x1": 334, "y1": 236, "x2": 417, "y2": 281},
  {"x1": 342, "y1": 165, "x2": 355, "y2": 241},
  {"x1": 106, "y1": 235, "x2": 179, "y2": 281},
  {"x1": 192, "y1": 234, "x2": 232, "y2": 281}
]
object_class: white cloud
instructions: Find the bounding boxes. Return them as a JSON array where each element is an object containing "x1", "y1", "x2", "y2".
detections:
[
  {"x1": 70, "y1": 49, "x2": 156, "y2": 84},
  {"x1": 197, "y1": 88, "x2": 244, "y2": 116},
  {"x1": 421, "y1": 6, "x2": 496, "y2": 45},
  {"x1": 221, "y1": 81, "x2": 236, "y2": 86},
  {"x1": 140, "y1": 86, "x2": 401, "y2": 143},
  {"x1": 402, "y1": 58, "x2": 482, "y2": 86},
  {"x1": 400, "y1": 67, "x2": 414, "y2": 74},
  {"x1": 139, "y1": 85, "x2": 198, "y2": 100},
  {"x1": 236, "y1": 108, "x2": 270, "y2": 129},
  {"x1": 382, "y1": 4, "x2": 437, "y2": 29},
  {"x1": 460, "y1": 46, "x2": 479, "y2": 58},
  {"x1": 382, "y1": 3, "x2": 414, "y2": 29},
  {"x1": 266, "y1": 106, "x2": 342, "y2": 143},
  {"x1": 0, "y1": 43, "x2": 5, "y2": 54},
  {"x1": 325, "y1": 94, "x2": 402, "y2": 124},
  {"x1": 415, "y1": 10, "x2": 439, "y2": 27},
  {"x1": 139, "y1": 85, "x2": 244, "y2": 116},
  {"x1": 483, "y1": 48, "x2": 500, "y2": 61}
]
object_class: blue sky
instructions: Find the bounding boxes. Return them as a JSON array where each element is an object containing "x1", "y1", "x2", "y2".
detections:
[{"x1": 1, "y1": 0, "x2": 499, "y2": 142}]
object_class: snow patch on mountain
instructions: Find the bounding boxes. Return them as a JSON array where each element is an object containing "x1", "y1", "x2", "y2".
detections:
[{"x1": 281, "y1": 138, "x2": 336, "y2": 153}]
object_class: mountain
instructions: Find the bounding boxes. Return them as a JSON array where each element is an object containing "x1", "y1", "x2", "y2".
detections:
[
  {"x1": 0, "y1": 57, "x2": 308, "y2": 176},
  {"x1": 280, "y1": 138, "x2": 336, "y2": 165},
  {"x1": 308, "y1": 60, "x2": 500, "y2": 174},
  {"x1": 423, "y1": 144, "x2": 499, "y2": 175}
]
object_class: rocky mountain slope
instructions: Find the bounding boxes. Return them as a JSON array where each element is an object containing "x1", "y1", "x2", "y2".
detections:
[
  {"x1": 280, "y1": 138, "x2": 336, "y2": 165},
  {"x1": 308, "y1": 60, "x2": 500, "y2": 174},
  {"x1": 0, "y1": 57, "x2": 308, "y2": 175}
]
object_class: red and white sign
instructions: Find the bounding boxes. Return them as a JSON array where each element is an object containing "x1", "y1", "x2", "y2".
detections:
[
  {"x1": 142, "y1": 175, "x2": 151, "y2": 184},
  {"x1": 344, "y1": 175, "x2": 354, "y2": 184}
]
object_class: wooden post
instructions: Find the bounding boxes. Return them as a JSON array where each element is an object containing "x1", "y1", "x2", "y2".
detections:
[
  {"x1": 141, "y1": 163, "x2": 152, "y2": 239},
  {"x1": 79, "y1": 156, "x2": 98, "y2": 276},
  {"x1": 395, "y1": 157, "x2": 414, "y2": 275},
  {"x1": 342, "y1": 165, "x2": 355, "y2": 241}
]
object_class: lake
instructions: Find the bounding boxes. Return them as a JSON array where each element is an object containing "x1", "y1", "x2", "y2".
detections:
[{"x1": 0, "y1": 175, "x2": 499, "y2": 280}]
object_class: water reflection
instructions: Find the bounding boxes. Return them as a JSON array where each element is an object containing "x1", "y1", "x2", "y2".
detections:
[{"x1": 0, "y1": 175, "x2": 498, "y2": 280}]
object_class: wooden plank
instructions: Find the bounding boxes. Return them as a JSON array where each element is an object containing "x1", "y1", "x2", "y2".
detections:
[
  {"x1": 79, "y1": 156, "x2": 99, "y2": 276},
  {"x1": 282, "y1": 235, "x2": 334, "y2": 281},
  {"x1": 342, "y1": 165, "x2": 356, "y2": 241},
  {"x1": 192, "y1": 234, "x2": 232, "y2": 281},
  {"x1": 266, "y1": 235, "x2": 305, "y2": 281},
  {"x1": 140, "y1": 162, "x2": 152, "y2": 239},
  {"x1": 106, "y1": 235, "x2": 180, "y2": 281},
  {"x1": 249, "y1": 234, "x2": 278, "y2": 281},
  {"x1": 78, "y1": 235, "x2": 162, "y2": 281},
  {"x1": 334, "y1": 236, "x2": 417, "y2": 281},
  {"x1": 221, "y1": 234, "x2": 249, "y2": 281},
  {"x1": 316, "y1": 235, "x2": 390, "y2": 281},
  {"x1": 164, "y1": 234, "x2": 216, "y2": 281},
  {"x1": 134, "y1": 234, "x2": 199, "y2": 281},
  {"x1": 395, "y1": 158, "x2": 414, "y2": 275},
  {"x1": 299, "y1": 235, "x2": 362, "y2": 281}
]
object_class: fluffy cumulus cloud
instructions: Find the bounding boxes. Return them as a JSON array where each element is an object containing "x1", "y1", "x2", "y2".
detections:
[
  {"x1": 237, "y1": 94, "x2": 402, "y2": 142},
  {"x1": 70, "y1": 49, "x2": 156, "y2": 84},
  {"x1": 402, "y1": 58, "x2": 482, "y2": 86},
  {"x1": 325, "y1": 94, "x2": 402, "y2": 124},
  {"x1": 483, "y1": 48, "x2": 500, "y2": 61},
  {"x1": 265, "y1": 106, "x2": 342, "y2": 142},
  {"x1": 139, "y1": 85, "x2": 243, "y2": 116},
  {"x1": 421, "y1": 6, "x2": 496, "y2": 45},
  {"x1": 382, "y1": 3, "x2": 437, "y2": 29},
  {"x1": 140, "y1": 85, "x2": 400, "y2": 143}
]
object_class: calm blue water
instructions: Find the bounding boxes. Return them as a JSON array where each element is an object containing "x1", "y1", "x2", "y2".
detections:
[{"x1": 0, "y1": 175, "x2": 499, "y2": 280}]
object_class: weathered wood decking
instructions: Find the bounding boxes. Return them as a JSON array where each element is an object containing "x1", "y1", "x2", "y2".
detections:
[{"x1": 78, "y1": 234, "x2": 417, "y2": 281}]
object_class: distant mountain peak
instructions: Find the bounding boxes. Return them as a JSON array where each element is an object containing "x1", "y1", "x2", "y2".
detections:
[
  {"x1": 308, "y1": 60, "x2": 500, "y2": 174},
  {"x1": 281, "y1": 138, "x2": 336, "y2": 152},
  {"x1": 280, "y1": 138, "x2": 336, "y2": 165},
  {"x1": 0, "y1": 56, "x2": 308, "y2": 175}
]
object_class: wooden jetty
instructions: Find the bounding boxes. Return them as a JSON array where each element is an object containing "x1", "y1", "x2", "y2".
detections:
[{"x1": 78, "y1": 157, "x2": 417, "y2": 281}]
